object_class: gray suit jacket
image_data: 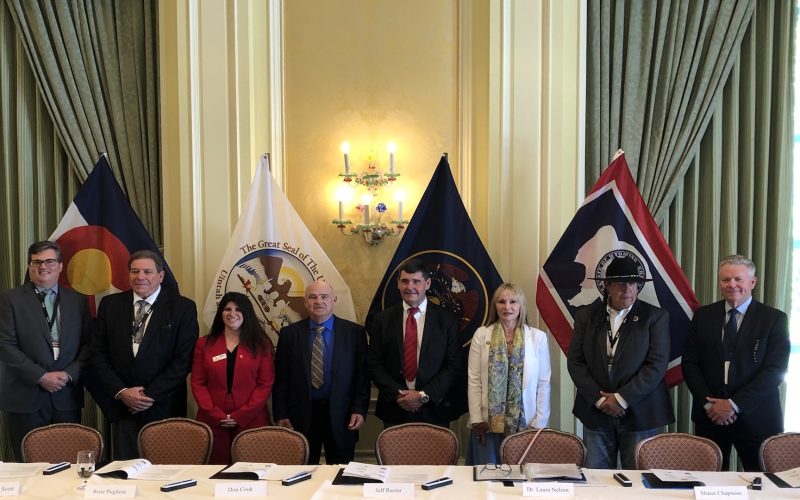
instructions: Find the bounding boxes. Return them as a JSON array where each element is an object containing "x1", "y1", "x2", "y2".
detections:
[
  {"x1": 567, "y1": 298, "x2": 674, "y2": 431},
  {"x1": 0, "y1": 283, "x2": 90, "y2": 413}
]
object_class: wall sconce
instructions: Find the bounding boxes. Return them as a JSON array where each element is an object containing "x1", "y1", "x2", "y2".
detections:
[{"x1": 332, "y1": 141, "x2": 409, "y2": 246}]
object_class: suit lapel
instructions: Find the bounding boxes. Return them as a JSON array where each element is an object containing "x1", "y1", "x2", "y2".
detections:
[
  {"x1": 734, "y1": 300, "x2": 759, "y2": 353},
  {"x1": 24, "y1": 285, "x2": 53, "y2": 347},
  {"x1": 137, "y1": 292, "x2": 166, "y2": 355}
]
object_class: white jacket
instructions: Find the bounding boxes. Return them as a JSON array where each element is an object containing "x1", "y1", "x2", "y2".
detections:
[{"x1": 467, "y1": 324, "x2": 551, "y2": 428}]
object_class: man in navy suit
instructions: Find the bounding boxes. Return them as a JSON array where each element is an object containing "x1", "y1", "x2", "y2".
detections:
[
  {"x1": 0, "y1": 241, "x2": 90, "y2": 461},
  {"x1": 91, "y1": 250, "x2": 198, "y2": 459},
  {"x1": 568, "y1": 255, "x2": 674, "y2": 469},
  {"x1": 683, "y1": 255, "x2": 790, "y2": 471},
  {"x1": 367, "y1": 259, "x2": 461, "y2": 428},
  {"x1": 273, "y1": 279, "x2": 369, "y2": 464}
]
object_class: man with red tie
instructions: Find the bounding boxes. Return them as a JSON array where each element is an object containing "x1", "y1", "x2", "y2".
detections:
[{"x1": 367, "y1": 259, "x2": 461, "y2": 428}]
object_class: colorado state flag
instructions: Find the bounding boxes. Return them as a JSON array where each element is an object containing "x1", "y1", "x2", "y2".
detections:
[
  {"x1": 49, "y1": 155, "x2": 176, "y2": 315},
  {"x1": 535, "y1": 153, "x2": 698, "y2": 387},
  {"x1": 367, "y1": 155, "x2": 503, "y2": 418}
]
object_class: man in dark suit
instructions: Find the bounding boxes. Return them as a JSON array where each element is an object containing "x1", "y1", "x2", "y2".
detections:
[
  {"x1": 91, "y1": 250, "x2": 198, "y2": 459},
  {"x1": 367, "y1": 259, "x2": 461, "y2": 428},
  {"x1": 683, "y1": 255, "x2": 790, "y2": 471},
  {"x1": 273, "y1": 279, "x2": 369, "y2": 464},
  {"x1": 567, "y1": 255, "x2": 673, "y2": 469},
  {"x1": 0, "y1": 241, "x2": 90, "y2": 461}
]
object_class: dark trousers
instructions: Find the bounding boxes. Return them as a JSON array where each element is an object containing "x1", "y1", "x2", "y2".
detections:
[
  {"x1": 113, "y1": 418, "x2": 144, "y2": 460},
  {"x1": 308, "y1": 399, "x2": 353, "y2": 465},
  {"x1": 7, "y1": 407, "x2": 81, "y2": 462},
  {"x1": 694, "y1": 417, "x2": 766, "y2": 471}
]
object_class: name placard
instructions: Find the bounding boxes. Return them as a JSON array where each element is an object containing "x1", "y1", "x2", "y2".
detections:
[
  {"x1": 522, "y1": 482, "x2": 575, "y2": 497},
  {"x1": 0, "y1": 482, "x2": 20, "y2": 497},
  {"x1": 214, "y1": 482, "x2": 267, "y2": 497},
  {"x1": 84, "y1": 485, "x2": 137, "y2": 498},
  {"x1": 694, "y1": 486, "x2": 748, "y2": 499},
  {"x1": 364, "y1": 483, "x2": 415, "y2": 498}
]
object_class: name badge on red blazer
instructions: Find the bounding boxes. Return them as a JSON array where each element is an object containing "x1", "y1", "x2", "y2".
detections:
[{"x1": 212, "y1": 353, "x2": 226, "y2": 362}]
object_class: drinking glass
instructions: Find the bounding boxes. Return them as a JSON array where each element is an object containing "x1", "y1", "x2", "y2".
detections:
[{"x1": 76, "y1": 450, "x2": 95, "y2": 490}]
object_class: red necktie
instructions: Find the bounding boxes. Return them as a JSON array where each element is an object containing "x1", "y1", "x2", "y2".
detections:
[{"x1": 403, "y1": 307, "x2": 419, "y2": 382}]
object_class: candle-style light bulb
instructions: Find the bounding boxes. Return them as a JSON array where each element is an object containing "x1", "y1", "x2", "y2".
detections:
[
  {"x1": 394, "y1": 189, "x2": 405, "y2": 221},
  {"x1": 341, "y1": 142, "x2": 351, "y2": 173},
  {"x1": 361, "y1": 194, "x2": 372, "y2": 225},
  {"x1": 387, "y1": 142, "x2": 397, "y2": 174}
]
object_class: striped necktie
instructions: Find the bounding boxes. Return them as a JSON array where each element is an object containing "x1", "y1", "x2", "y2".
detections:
[{"x1": 311, "y1": 325, "x2": 325, "y2": 389}]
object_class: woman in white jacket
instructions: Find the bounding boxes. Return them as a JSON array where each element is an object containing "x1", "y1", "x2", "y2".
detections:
[{"x1": 466, "y1": 283, "x2": 551, "y2": 465}]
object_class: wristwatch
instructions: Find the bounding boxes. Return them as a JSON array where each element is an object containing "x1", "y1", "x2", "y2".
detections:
[{"x1": 419, "y1": 391, "x2": 430, "y2": 404}]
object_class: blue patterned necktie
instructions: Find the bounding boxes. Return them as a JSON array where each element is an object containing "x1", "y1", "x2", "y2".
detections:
[{"x1": 722, "y1": 308, "x2": 739, "y2": 363}]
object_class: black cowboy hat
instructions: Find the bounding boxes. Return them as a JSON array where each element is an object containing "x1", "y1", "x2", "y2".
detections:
[{"x1": 591, "y1": 255, "x2": 653, "y2": 283}]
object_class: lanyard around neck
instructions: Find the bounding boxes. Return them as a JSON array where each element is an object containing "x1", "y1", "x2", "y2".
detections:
[{"x1": 32, "y1": 283, "x2": 59, "y2": 330}]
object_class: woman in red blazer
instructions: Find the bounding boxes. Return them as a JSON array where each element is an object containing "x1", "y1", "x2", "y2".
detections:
[{"x1": 191, "y1": 292, "x2": 275, "y2": 464}]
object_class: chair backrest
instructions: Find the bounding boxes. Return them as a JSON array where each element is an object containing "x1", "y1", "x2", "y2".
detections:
[
  {"x1": 759, "y1": 432, "x2": 800, "y2": 472},
  {"x1": 635, "y1": 433, "x2": 722, "y2": 471},
  {"x1": 500, "y1": 428, "x2": 586, "y2": 466},
  {"x1": 21, "y1": 423, "x2": 104, "y2": 463},
  {"x1": 231, "y1": 426, "x2": 309, "y2": 465},
  {"x1": 137, "y1": 418, "x2": 212, "y2": 464},
  {"x1": 375, "y1": 423, "x2": 459, "y2": 465}
]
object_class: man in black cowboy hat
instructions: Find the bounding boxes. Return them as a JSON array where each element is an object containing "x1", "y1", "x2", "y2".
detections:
[{"x1": 567, "y1": 254, "x2": 674, "y2": 469}]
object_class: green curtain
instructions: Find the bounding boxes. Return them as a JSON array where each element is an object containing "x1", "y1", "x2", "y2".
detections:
[
  {"x1": 1, "y1": 0, "x2": 162, "y2": 461},
  {"x1": 4, "y1": 0, "x2": 162, "y2": 242},
  {"x1": 587, "y1": 0, "x2": 794, "y2": 461},
  {"x1": 0, "y1": 0, "x2": 79, "y2": 462}
]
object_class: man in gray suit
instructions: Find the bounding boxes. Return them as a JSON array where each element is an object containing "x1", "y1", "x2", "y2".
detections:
[
  {"x1": 567, "y1": 254, "x2": 673, "y2": 469},
  {"x1": 0, "y1": 241, "x2": 90, "y2": 460}
]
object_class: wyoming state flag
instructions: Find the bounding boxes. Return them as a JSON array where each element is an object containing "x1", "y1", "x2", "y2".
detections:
[
  {"x1": 367, "y1": 155, "x2": 503, "y2": 419},
  {"x1": 49, "y1": 155, "x2": 176, "y2": 315},
  {"x1": 535, "y1": 153, "x2": 698, "y2": 387}
]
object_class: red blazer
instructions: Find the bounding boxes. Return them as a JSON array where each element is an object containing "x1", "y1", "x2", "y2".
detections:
[{"x1": 190, "y1": 334, "x2": 274, "y2": 429}]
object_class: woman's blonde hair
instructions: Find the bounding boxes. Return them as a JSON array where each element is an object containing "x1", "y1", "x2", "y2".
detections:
[{"x1": 485, "y1": 283, "x2": 530, "y2": 329}]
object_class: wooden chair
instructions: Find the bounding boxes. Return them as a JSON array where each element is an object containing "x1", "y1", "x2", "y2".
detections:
[
  {"x1": 500, "y1": 428, "x2": 586, "y2": 466},
  {"x1": 375, "y1": 423, "x2": 459, "y2": 465},
  {"x1": 137, "y1": 418, "x2": 212, "y2": 464},
  {"x1": 635, "y1": 433, "x2": 722, "y2": 471},
  {"x1": 759, "y1": 432, "x2": 800, "y2": 472},
  {"x1": 21, "y1": 423, "x2": 103, "y2": 463},
  {"x1": 231, "y1": 426, "x2": 309, "y2": 464}
]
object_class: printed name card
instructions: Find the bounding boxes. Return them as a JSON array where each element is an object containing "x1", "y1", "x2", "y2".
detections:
[
  {"x1": 522, "y1": 482, "x2": 575, "y2": 497},
  {"x1": 364, "y1": 483, "x2": 415, "y2": 498},
  {"x1": 84, "y1": 485, "x2": 137, "y2": 498},
  {"x1": 0, "y1": 482, "x2": 20, "y2": 497},
  {"x1": 214, "y1": 482, "x2": 267, "y2": 497},
  {"x1": 694, "y1": 486, "x2": 748, "y2": 499}
]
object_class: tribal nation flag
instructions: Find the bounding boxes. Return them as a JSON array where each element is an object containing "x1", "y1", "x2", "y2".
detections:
[
  {"x1": 49, "y1": 154, "x2": 176, "y2": 315},
  {"x1": 203, "y1": 154, "x2": 356, "y2": 346},
  {"x1": 536, "y1": 153, "x2": 699, "y2": 387},
  {"x1": 367, "y1": 155, "x2": 503, "y2": 418}
]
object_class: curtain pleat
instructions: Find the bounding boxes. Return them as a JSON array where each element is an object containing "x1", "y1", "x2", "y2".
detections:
[
  {"x1": 4, "y1": 0, "x2": 162, "y2": 242},
  {"x1": 588, "y1": 0, "x2": 794, "y2": 461}
]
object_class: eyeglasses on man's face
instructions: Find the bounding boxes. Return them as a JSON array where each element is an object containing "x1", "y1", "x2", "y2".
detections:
[{"x1": 29, "y1": 259, "x2": 61, "y2": 268}]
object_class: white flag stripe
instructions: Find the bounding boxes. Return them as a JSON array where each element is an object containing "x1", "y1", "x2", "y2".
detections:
[{"x1": 202, "y1": 155, "x2": 355, "y2": 344}]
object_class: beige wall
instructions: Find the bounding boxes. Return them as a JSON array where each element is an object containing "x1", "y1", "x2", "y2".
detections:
[{"x1": 159, "y1": 0, "x2": 584, "y2": 450}]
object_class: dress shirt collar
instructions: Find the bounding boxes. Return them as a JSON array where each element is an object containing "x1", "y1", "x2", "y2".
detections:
[
  {"x1": 34, "y1": 283, "x2": 59, "y2": 294},
  {"x1": 310, "y1": 315, "x2": 335, "y2": 332},
  {"x1": 725, "y1": 295, "x2": 752, "y2": 315},
  {"x1": 133, "y1": 286, "x2": 161, "y2": 306},
  {"x1": 403, "y1": 297, "x2": 427, "y2": 315}
]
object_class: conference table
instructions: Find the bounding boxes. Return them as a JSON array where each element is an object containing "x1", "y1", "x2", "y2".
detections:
[{"x1": 4, "y1": 464, "x2": 799, "y2": 498}]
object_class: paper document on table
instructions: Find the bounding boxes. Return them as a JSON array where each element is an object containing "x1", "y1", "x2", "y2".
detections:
[
  {"x1": 526, "y1": 463, "x2": 583, "y2": 480},
  {"x1": 96, "y1": 459, "x2": 153, "y2": 479},
  {"x1": 650, "y1": 469, "x2": 702, "y2": 482},
  {"x1": 342, "y1": 462, "x2": 389, "y2": 482},
  {"x1": 262, "y1": 465, "x2": 317, "y2": 481},
  {"x1": 131, "y1": 464, "x2": 189, "y2": 481},
  {"x1": 387, "y1": 470, "x2": 431, "y2": 484},
  {"x1": 209, "y1": 462, "x2": 275, "y2": 480},
  {"x1": 774, "y1": 466, "x2": 800, "y2": 488},
  {"x1": 0, "y1": 463, "x2": 47, "y2": 478}
]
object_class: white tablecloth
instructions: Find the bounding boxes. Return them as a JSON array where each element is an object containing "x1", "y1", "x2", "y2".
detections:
[{"x1": 6, "y1": 464, "x2": 799, "y2": 498}]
